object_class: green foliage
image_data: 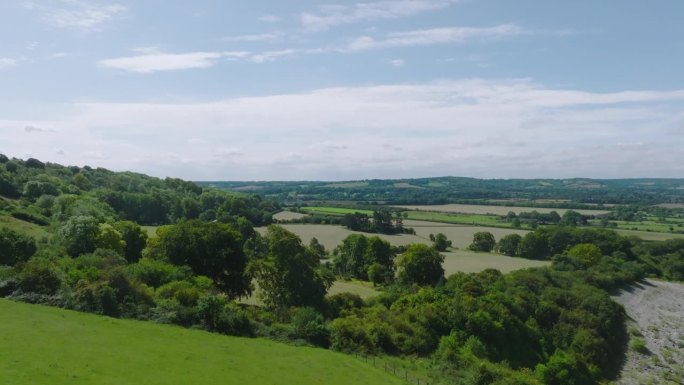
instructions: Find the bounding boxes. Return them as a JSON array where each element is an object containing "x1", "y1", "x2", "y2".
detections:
[
  {"x1": 495, "y1": 233, "x2": 522, "y2": 256},
  {"x1": 146, "y1": 220, "x2": 250, "y2": 298},
  {"x1": 431, "y1": 232, "x2": 452, "y2": 251},
  {"x1": 17, "y1": 258, "x2": 62, "y2": 295},
  {"x1": 58, "y1": 215, "x2": 101, "y2": 257},
  {"x1": 468, "y1": 232, "x2": 496, "y2": 252},
  {"x1": 290, "y1": 307, "x2": 330, "y2": 347},
  {"x1": 248, "y1": 225, "x2": 334, "y2": 310},
  {"x1": 113, "y1": 220, "x2": 148, "y2": 263},
  {"x1": 95, "y1": 223, "x2": 126, "y2": 254},
  {"x1": 397, "y1": 244, "x2": 444, "y2": 286},
  {"x1": 126, "y1": 258, "x2": 191, "y2": 288},
  {"x1": 0, "y1": 227, "x2": 37, "y2": 265}
]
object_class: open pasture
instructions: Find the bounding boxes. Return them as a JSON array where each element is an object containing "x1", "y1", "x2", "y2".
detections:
[
  {"x1": 394, "y1": 204, "x2": 610, "y2": 216},
  {"x1": 0, "y1": 299, "x2": 403, "y2": 385},
  {"x1": 442, "y1": 250, "x2": 549, "y2": 275}
]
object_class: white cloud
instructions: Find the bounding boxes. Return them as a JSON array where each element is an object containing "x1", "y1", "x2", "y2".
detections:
[
  {"x1": 223, "y1": 32, "x2": 284, "y2": 42},
  {"x1": 389, "y1": 58, "x2": 405, "y2": 67},
  {"x1": 301, "y1": 0, "x2": 460, "y2": 31},
  {"x1": 24, "y1": 0, "x2": 127, "y2": 31},
  {"x1": 98, "y1": 50, "x2": 250, "y2": 73},
  {"x1": 1, "y1": 79, "x2": 683, "y2": 180},
  {"x1": 0, "y1": 58, "x2": 18, "y2": 70},
  {"x1": 346, "y1": 24, "x2": 526, "y2": 51},
  {"x1": 25, "y1": 125, "x2": 57, "y2": 133}
]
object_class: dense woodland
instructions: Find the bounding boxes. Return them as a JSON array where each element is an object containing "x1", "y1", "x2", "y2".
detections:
[{"x1": 2, "y1": 155, "x2": 684, "y2": 385}]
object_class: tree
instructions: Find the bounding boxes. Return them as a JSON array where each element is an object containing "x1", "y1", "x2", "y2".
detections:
[
  {"x1": 431, "y1": 233, "x2": 452, "y2": 252},
  {"x1": 561, "y1": 210, "x2": 586, "y2": 227},
  {"x1": 567, "y1": 243, "x2": 602, "y2": 267},
  {"x1": 58, "y1": 215, "x2": 101, "y2": 257},
  {"x1": 397, "y1": 244, "x2": 444, "y2": 286},
  {"x1": 248, "y1": 225, "x2": 334, "y2": 309},
  {"x1": 495, "y1": 234, "x2": 522, "y2": 256},
  {"x1": 333, "y1": 234, "x2": 369, "y2": 278},
  {"x1": 309, "y1": 237, "x2": 326, "y2": 259},
  {"x1": 146, "y1": 220, "x2": 250, "y2": 298},
  {"x1": 468, "y1": 232, "x2": 496, "y2": 252},
  {"x1": 517, "y1": 232, "x2": 550, "y2": 260},
  {"x1": 113, "y1": 221, "x2": 148, "y2": 263},
  {"x1": 0, "y1": 228, "x2": 37, "y2": 265},
  {"x1": 95, "y1": 223, "x2": 126, "y2": 255}
]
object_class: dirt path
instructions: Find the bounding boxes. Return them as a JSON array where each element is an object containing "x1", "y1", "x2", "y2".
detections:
[{"x1": 612, "y1": 279, "x2": 684, "y2": 384}]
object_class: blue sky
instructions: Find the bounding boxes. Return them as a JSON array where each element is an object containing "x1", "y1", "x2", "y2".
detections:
[{"x1": 1, "y1": 0, "x2": 683, "y2": 180}]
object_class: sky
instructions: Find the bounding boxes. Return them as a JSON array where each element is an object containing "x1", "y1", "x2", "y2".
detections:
[{"x1": 1, "y1": 0, "x2": 683, "y2": 181}]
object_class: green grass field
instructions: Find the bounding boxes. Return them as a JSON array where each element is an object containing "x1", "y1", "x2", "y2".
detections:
[
  {"x1": 0, "y1": 299, "x2": 403, "y2": 385},
  {"x1": 405, "y1": 211, "x2": 508, "y2": 227},
  {"x1": 0, "y1": 215, "x2": 49, "y2": 239}
]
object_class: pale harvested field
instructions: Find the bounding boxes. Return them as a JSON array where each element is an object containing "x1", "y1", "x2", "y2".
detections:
[
  {"x1": 614, "y1": 229, "x2": 684, "y2": 241},
  {"x1": 256, "y1": 224, "x2": 428, "y2": 251},
  {"x1": 404, "y1": 220, "x2": 528, "y2": 248},
  {"x1": 442, "y1": 250, "x2": 549, "y2": 275},
  {"x1": 394, "y1": 204, "x2": 610, "y2": 216},
  {"x1": 273, "y1": 211, "x2": 308, "y2": 221},
  {"x1": 613, "y1": 280, "x2": 684, "y2": 385}
]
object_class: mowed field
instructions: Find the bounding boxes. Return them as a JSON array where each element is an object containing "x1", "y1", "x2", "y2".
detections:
[
  {"x1": 394, "y1": 204, "x2": 610, "y2": 216},
  {"x1": 0, "y1": 299, "x2": 404, "y2": 385}
]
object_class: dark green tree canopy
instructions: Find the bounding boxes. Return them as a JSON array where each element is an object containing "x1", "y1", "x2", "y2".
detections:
[
  {"x1": 468, "y1": 232, "x2": 496, "y2": 252},
  {"x1": 397, "y1": 243, "x2": 444, "y2": 286},
  {"x1": 145, "y1": 220, "x2": 250, "y2": 298},
  {"x1": 248, "y1": 225, "x2": 334, "y2": 309}
]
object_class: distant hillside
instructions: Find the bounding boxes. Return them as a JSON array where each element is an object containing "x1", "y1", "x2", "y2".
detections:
[
  {"x1": 0, "y1": 299, "x2": 403, "y2": 385},
  {"x1": 199, "y1": 177, "x2": 684, "y2": 206}
]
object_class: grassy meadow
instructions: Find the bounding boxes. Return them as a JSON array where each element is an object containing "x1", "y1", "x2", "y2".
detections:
[
  {"x1": 0, "y1": 215, "x2": 49, "y2": 239},
  {"x1": 0, "y1": 299, "x2": 404, "y2": 385}
]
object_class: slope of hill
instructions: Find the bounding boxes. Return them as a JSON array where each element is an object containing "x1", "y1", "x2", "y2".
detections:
[{"x1": 0, "y1": 299, "x2": 404, "y2": 385}]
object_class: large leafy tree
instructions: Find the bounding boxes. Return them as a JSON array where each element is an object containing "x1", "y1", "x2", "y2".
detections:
[
  {"x1": 397, "y1": 244, "x2": 444, "y2": 286},
  {"x1": 249, "y1": 225, "x2": 334, "y2": 309},
  {"x1": 113, "y1": 221, "x2": 148, "y2": 263},
  {"x1": 58, "y1": 215, "x2": 101, "y2": 257},
  {"x1": 146, "y1": 220, "x2": 250, "y2": 298},
  {"x1": 468, "y1": 232, "x2": 496, "y2": 252}
]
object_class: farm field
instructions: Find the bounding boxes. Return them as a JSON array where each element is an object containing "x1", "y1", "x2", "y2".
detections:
[
  {"x1": 258, "y1": 222, "x2": 530, "y2": 251},
  {"x1": 141, "y1": 225, "x2": 159, "y2": 238},
  {"x1": 442, "y1": 250, "x2": 550, "y2": 275},
  {"x1": 404, "y1": 211, "x2": 508, "y2": 227},
  {"x1": 300, "y1": 206, "x2": 374, "y2": 216},
  {"x1": 0, "y1": 299, "x2": 403, "y2": 385},
  {"x1": 394, "y1": 204, "x2": 610, "y2": 216},
  {"x1": 613, "y1": 229, "x2": 684, "y2": 241},
  {"x1": 273, "y1": 211, "x2": 308, "y2": 221},
  {"x1": 256, "y1": 223, "x2": 427, "y2": 251},
  {"x1": 403, "y1": 220, "x2": 529, "y2": 249}
]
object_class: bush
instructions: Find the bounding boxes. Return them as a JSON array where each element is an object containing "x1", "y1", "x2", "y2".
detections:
[
  {"x1": 290, "y1": 307, "x2": 330, "y2": 347},
  {"x1": 17, "y1": 258, "x2": 62, "y2": 295}
]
